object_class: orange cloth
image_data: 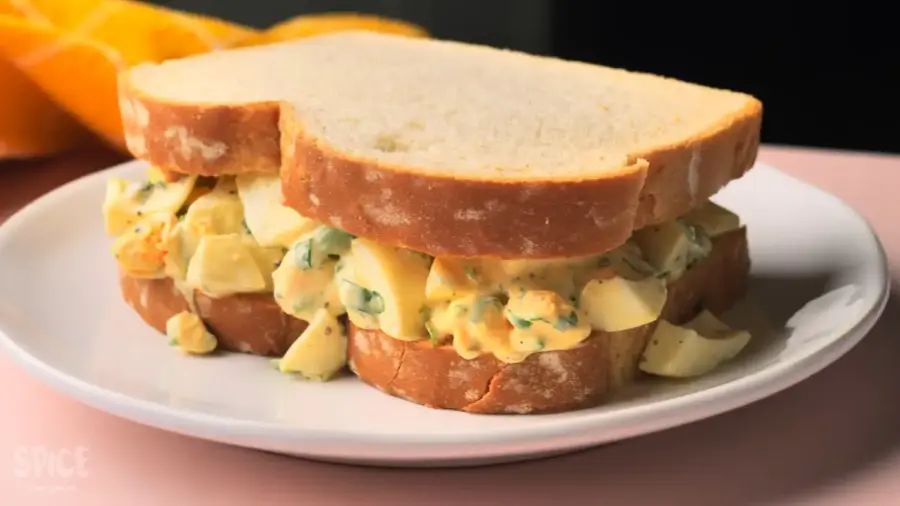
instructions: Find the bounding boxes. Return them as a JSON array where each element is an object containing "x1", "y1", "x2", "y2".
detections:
[{"x1": 0, "y1": 0, "x2": 428, "y2": 160}]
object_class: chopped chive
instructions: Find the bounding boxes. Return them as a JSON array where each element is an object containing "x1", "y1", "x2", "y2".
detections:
[
  {"x1": 341, "y1": 280, "x2": 384, "y2": 315},
  {"x1": 508, "y1": 312, "x2": 533, "y2": 329},
  {"x1": 293, "y1": 239, "x2": 313, "y2": 270},
  {"x1": 315, "y1": 227, "x2": 354, "y2": 256},
  {"x1": 425, "y1": 321, "x2": 440, "y2": 347},
  {"x1": 553, "y1": 311, "x2": 579, "y2": 331}
]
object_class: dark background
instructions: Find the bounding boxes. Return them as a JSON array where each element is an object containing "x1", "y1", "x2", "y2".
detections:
[{"x1": 148, "y1": 0, "x2": 897, "y2": 154}]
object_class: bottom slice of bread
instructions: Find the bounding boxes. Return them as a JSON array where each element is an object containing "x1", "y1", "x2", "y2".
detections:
[
  {"x1": 347, "y1": 227, "x2": 751, "y2": 414},
  {"x1": 118, "y1": 271, "x2": 307, "y2": 356}
]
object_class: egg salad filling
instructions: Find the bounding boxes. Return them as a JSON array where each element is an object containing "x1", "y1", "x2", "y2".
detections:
[
  {"x1": 166, "y1": 311, "x2": 218, "y2": 355},
  {"x1": 272, "y1": 196, "x2": 744, "y2": 367},
  {"x1": 104, "y1": 168, "x2": 318, "y2": 304},
  {"x1": 104, "y1": 167, "x2": 749, "y2": 380}
]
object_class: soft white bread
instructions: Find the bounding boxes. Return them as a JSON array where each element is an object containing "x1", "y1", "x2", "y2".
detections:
[
  {"x1": 347, "y1": 227, "x2": 750, "y2": 414},
  {"x1": 120, "y1": 32, "x2": 762, "y2": 258}
]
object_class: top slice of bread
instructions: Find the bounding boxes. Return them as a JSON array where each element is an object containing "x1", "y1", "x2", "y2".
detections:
[{"x1": 120, "y1": 31, "x2": 762, "y2": 258}]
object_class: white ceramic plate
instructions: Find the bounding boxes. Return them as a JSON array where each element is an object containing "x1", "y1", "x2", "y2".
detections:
[{"x1": 0, "y1": 161, "x2": 889, "y2": 468}]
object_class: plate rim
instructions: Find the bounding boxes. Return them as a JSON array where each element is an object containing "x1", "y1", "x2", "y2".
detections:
[{"x1": 0, "y1": 159, "x2": 891, "y2": 456}]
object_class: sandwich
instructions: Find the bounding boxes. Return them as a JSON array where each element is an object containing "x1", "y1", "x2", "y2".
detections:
[{"x1": 102, "y1": 31, "x2": 762, "y2": 414}]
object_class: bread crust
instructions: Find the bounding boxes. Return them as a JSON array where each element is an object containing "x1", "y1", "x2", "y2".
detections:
[
  {"x1": 346, "y1": 227, "x2": 751, "y2": 414},
  {"x1": 118, "y1": 76, "x2": 282, "y2": 177},
  {"x1": 281, "y1": 103, "x2": 760, "y2": 258},
  {"x1": 118, "y1": 269, "x2": 306, "y2": 356},
  {"x1": 118, "y1": 65, "x2": 761, "y2": 257},
  {"x1": 281, "y1": 110, "x2": 648, "y2": 259}
]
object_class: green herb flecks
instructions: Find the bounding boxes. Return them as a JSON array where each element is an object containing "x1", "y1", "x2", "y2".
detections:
[
  {"x1": 135, "y1": 182, "x2": 156, "y2": 203},
  {"x1": 293, "y1": 239, "x2": 313, "y2": 270},
  {"x1": 553, "y1": 311, "x2": 579, "y2": 331},
  {"x1": 341, "y1": 280, "x2": 385, "y2": 315},
  {"x1": 508, "y1": 313, "x2": 534, "y2": 329},
  {"x1": 470, "y1": 296, "x2": 500, "y2": 323},
  {"x1": 425, "y1": 321, "x2": 440, "y2": 347},
  {"x1": 507, "y1": 311, "x2": 549, "y2": 329},
  {"x1": 314, "y1": 227, "x2": 355, "y2": 256}
]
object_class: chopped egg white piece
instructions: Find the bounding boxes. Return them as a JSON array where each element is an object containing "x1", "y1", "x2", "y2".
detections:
[
  {"x1": 236, "y1": 174, "x2": 317, "y2": 248},
  {"x1": 640, "y1": 310, "x2": 751, "y2": 378},
  {"x1": 579, "y1": 276, "x2": 667, "y2": 332},
  {"x1": 682, "y1": 201, "x2": 741, "y2": 237},
  {"x1": 337, "y1": 239, "x2": 430, "y2": 340},
  {"x1": 278, "y1": 309, "x2": 347, "y2": 381},
  {"x1": 166, "y1": 311, "x2": 217, "y2": 355},
  {"x1": 632, "y1": 220, "x2": 711, "y2": 282},
  {"x1": 186, "y1": 234, "x2": 268, "y2": 297}
]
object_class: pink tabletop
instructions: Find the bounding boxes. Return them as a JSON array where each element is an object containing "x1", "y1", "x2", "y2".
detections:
[{"x1": 1, "y1": 145, "x2": 899, "y2": 505}]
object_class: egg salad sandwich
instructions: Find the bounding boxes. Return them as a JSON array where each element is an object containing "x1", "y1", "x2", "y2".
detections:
[{"x1": 104, "y1": 32, "x2": 762, "y2": 414}]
